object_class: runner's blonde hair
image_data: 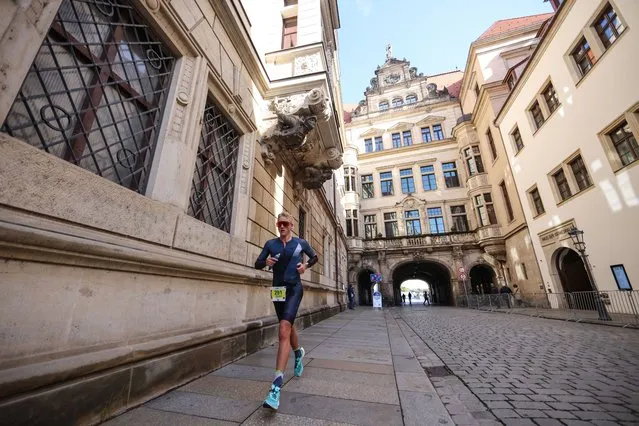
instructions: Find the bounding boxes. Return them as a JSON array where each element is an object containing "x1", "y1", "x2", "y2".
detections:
[{"x1": 277, "y1": 211, "x2": 295, "y2": 222}]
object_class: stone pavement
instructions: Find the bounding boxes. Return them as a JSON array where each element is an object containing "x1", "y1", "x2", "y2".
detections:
[
  {"x1": 398, "y1": 305, "x2": 639, "y2": 426},
  {"x1": 104, "y1": 308, "x2": 454, "y2": 426}
]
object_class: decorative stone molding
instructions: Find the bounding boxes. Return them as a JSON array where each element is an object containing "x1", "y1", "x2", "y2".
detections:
[
  {"x1": 294, "y1": 52, "x2": 321, "y2": 76},
  {"x1": 260, "y1": 88, "x2": 342, "y2": 189}
]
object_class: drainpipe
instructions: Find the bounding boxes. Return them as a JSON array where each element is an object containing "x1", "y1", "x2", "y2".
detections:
[{"x1": 333, "y1": 174, "x2": 341, "y2": 309}]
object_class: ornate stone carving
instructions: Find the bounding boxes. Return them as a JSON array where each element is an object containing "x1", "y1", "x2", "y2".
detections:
[
  {"x1": 384, "y1": 73, "x2": 401, "y2": 85},
  {"x1": 294, "y1": 53, "x2": 322, "y2": 76}
]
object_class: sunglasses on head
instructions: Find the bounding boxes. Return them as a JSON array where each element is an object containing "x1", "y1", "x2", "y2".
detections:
[{"x1": 277, "y1": 221, "x2": 291, "y2": 227}]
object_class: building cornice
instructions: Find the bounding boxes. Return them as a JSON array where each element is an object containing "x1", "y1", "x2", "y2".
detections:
[{"x1": 495, "y1": 0, "x2": 573, "y2": 126}]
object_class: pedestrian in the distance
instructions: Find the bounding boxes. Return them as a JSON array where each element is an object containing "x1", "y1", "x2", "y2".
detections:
[
  {"x1": 423, "y1": 291, "x2": 428, "y2": 305},
  {"x1": 254, "y1": 212, "x2": 318, "y2": 411},
  {"x1": 402, "y1": 293, "x2": 406, "y2": 305},
  {"x1": 408, "y1": 292, "x2": 412, "y2": 305},
  {"x1": 347, "y1": 284, "x2": 355, "y2": 309}
]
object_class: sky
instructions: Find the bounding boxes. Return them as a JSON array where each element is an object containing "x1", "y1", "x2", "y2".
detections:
[{"x1": 337, "y1": 0, "x2": 553, "y2": 104}]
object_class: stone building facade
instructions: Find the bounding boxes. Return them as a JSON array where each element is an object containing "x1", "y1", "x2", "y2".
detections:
[
  {"x1": 0, "y1": 0, "x2": 347, "y2": 423},
  {"x1": 344, "y1": 49, "x2": 511, "y2": 307}
]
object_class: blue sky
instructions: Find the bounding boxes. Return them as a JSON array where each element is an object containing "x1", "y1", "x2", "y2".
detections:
[{"x1": 337, "y1": 0, "x2": 553, "y2": 104}]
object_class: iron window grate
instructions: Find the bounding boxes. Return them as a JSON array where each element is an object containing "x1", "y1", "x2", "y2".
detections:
[
  {"x1": 1, "y1": 0, "x2": 175, "y2": 193},
  {"x1": 187, "y1": 99, "x2": 240, "y2": 233}
]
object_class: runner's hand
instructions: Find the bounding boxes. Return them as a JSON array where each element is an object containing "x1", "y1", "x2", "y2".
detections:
[
  {"x1": 266, "y1": 256, "x2": 278, "y2": 267},
  {"x1": 296, "y1": 263, "x2": 307, "y2": 274}
]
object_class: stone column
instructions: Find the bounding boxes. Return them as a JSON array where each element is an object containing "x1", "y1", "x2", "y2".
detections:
[
  {"x1": 0, "y1": 1, "x2": 64, "y2": 123},
  {"x1": 451, "y1": 246, "x2": 467, "y2": 303}
]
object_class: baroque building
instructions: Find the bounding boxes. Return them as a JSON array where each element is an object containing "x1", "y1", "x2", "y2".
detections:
[
  {"x1": 344, "y1": 47, "x2": 513, "y2": 307},
  {"x1": 0, "y1": 0, "x2": 347, "y2": 423}
]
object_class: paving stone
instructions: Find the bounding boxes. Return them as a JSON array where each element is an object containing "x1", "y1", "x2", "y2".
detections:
[
  {"x1": 399, "y1": 390, "x2": 454, "y2": 426},
  {"x1": 391, "y1": 355, "x2": 423, "y2": 373},
  {"x1": 502, "y1": 419, "x2": 536, "y2": 425},
  {"x1": 492, "y1": 409, "x2": 521, "y2": 419},
  {"x1": 516, "y1": 409, "x2": 548, "y2": 418},
  {"x1": 543, "y1": 410, "x2": 578, "y2": 419},
  {"x1": 283, "y1": 376, "x2": 399, "y2": 405},
  {"x1": 575, "y1": 411, "x2": 617, "y2": 421},
  {"x1": 306, "y1": 358, "x2": 394, "y2": 375},
  {"x1": 395, "y1": 372, "x2": 437, "y2": 393},
  {"x1": 145, "y1": 391, "x2": 257, "y2": 422},
  {"x1": 182, "y1": 375, "x2": 270, "y2": 401},
  {"x1": 241, "y1": 410, "x2": 353, "y2": 426},
  {"x1": 533, "y1": 419, "x2": 565, "y2": 426},
  {"x1": 485, "y1": 401, "x2": 513, "y2": 409},
  {"x1": 510, "y1": 401, "x2": 551, "y2": 410},
  {"x1": 103, "y1": 407, "x2": 238, "y2": 426}
]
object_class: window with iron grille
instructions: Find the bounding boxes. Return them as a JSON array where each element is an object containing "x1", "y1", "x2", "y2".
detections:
[
  {"x1": 346, "y1": 209, "x2": 359, "y2": 237},
  {"x1": 282, "y1": 17, "x2": 297, "y2": 49},
  {"x1": 188, "y1": 99, "x2": 240, "y2": 232},
  {"x1": 344, "y1": 166, "x2": 356, "y2": 192},
  {"x1": 542, "y1": 82, "x2": 560, "y2": 114},
  {"x1": 571, "y1": 37, "x2": 595, "y2": 77},
  {"x1": 433, "y1": 124, "x2": 444, "y2": 140},
  {"x1": 450, "y1": 205, "x2": 469, "y2": 232},
  {"x1": 442, "y1": 162, "x2": 460, "y2": 188},
  {"x1": 384, "y1": 212, "x2": 398, "y2": 237},
  {"x1": 553, "y1": 169, "x2": 572, "y2": 201},
  {"x1": 364, "y1": 214, "x2": 377, "y2": 239},
  {"x1": 1, "y1": 0, "x2": 175, "y2": 193},
  {"x1": 500, "y1": 181, "x2": 514, "y2": 222},
  {"x1": 464, "y1": 145, "x2": 484, "y2": 175},
  {"x1": 474, "y1": 193, "x2": 497, "y2": 226},
  {"x1": 486, "y1": 128, "x2": 497, "y2": 160},
  {"x1": 361, "y1": 174, "x2": 374, "y2": 199},
  {"x1": 298, "y1": 208, "x2": 306, "y2": 239},
  {"x1": 609, "y1": 121, "x2": 639, "y2": 167},
  {"x1": 420, "y1": 165, "x2": 437, "y2": 191},
  {"x1": 380, "y1": 171, "x2": 394, "y2": 196},
  {"x1": 594, "y1": 3, "x2": 625, "y2": 49},
  {"x1": 512, "y1": 127, "x2": 524, "y2": 153},
  {"x1": 404, "y1": 210, "x2": 421, "y2": 236},
  {"x1": 529, "y1": 186, "x2": 545, "y2": 216},
  {"x1": 402, "y1": 130, "x2": 412, "y2": 146},
  {"x1": 427, "y1": 207, "x2": 445, "y2": 234},
  {"x1": 530, "y1": 100, "x2": 545, "y2": 130},
  {"x1": 421, "y1": 127, "x2": 432, "y2": 143},
  {"x1": 364, "y1": 138, "x2": 373, "y2": 153},
  {"x1": 568, "y1": 155, "x2": 592, "y2": 191},
  {"x1": 400, "y1": 168, "x2": 415, "y2": 193},
  {"x1": 374, "y1": 136, "x2": 383, "y2": 151},
  {"x1": 392, "y1": 133, "x2": 401, "y2": 148}
]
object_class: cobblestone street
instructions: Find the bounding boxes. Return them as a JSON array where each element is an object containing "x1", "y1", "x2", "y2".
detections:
[{"x1": 398, "y1": 306, "x2": 639, "y2": 425}]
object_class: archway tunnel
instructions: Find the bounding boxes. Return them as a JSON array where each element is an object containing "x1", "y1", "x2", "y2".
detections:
[
  {"x1": 357, "y1": 268, "x2": 375, "y2": 306},
  {"x1": 392, "y1": 261, "x2": 453, "y2": 306}
]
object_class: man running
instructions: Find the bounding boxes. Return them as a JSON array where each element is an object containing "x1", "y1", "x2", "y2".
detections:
[{"x1": 255, "y1": 211, "x2": 318, "y2": 410}]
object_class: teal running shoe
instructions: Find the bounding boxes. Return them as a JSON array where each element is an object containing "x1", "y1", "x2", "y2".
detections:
[
  {"x1": 294, "y1": 347, "x2": 305, "y2": 377},
  {"x1": 263, "y1": 384, "x2": 281, "y2": 410}
]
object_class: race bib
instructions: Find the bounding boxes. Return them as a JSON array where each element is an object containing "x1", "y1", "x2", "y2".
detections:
[{"x1": 270, "y1": 286, "x2": 286, "y2": 302}]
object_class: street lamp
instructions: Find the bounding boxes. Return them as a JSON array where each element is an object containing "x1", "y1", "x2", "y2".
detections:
[{"x1": 567, "y1": 226, "x2": 611, "y2": 321}]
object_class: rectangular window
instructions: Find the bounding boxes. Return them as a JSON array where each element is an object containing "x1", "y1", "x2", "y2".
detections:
[
  {"x1": 486, "y1": 129, "x2": 497, "y2": 161},
  {"x1": 404, "y1": 210, "x2": 422, "y2": 236},
  {"x1": 421, "y1": 127, "x2": 432, "y2": 143},
  {"x1": 474, "y1": 83, "x2": 480, "y2": 97},
  {"x1": 464, "y1": 146, "x2": 485, "y2": 175},
  {"x1": 611, "y1": 264, "x2": 632, "y2": 290},
  {"x1": 442, "y1": 162, "x2": 460, "y2": 188},
  {"x1": 384, "y1": 212, "x2": 399, "y2": 237},
  {"x1": 380, "y1": 171, "x2": 394, "y2": 196},
  {"x1": 392, "y1": 133, "x2": 401, "y2": 148},
  {"x1": 298, "y1": 208, "x2": 306, "y2": 240},
  {"x1": 364, "y1": 215, "x2": 377, "y2": 239},
  {"x1": 500, "y1": 181, "x2": 515, "y2": 222},
  {"x1": 507, "y1": 74, "x2": 516, "y2": 91},
  {"x1": 542, "y1": 82, "x2": 560, "y2": 114},
  {"x1": 595, "y1": 3, "x2": 626, "y2": 49},
  {"x1": 402, "y1": 130, "x2": 413, "y2": 146},
  {"x1": 427, "y1": 207, "x2": 445, "y2": 234},
  {"x1": 517, "y1": 263, "x2": 528, "y2": 280},
  {"x1": 400, "y1": 168, "x2": 415, "y2": 193},
  {"x1": 374, "y1": 136, "x2": 383, "y2": 151},
  {"x1": 571, "y1": 37, "x2": 595, "y2": 77},
  {"x1": 475, "y1": 193, "x2": 497, "y2": 226},
  {"x1": 282, "y1": 17, "x2": 298, "y2": 49},
  {"x1": 346, "y1": 209, "x2": 359, "y2": 237},
  {"x1": 364, "y1": 138, "x2": 373, "y2": 153},
  {"x1": 512, "y1": 127, "x2": 524, "y2": 153},
  {"x1": 553, "y1": 169, "x2": 572, "y2": 201},
  {"x1": 609, "y1": 121, "x2": 639, "y2": 167},
  {"x1": 450, "y1": 205, "x2": 469, "y2": 232},
  {"x1": 433, "y1": 124, "x2": 444, "y2": 141},
  {"x1": 529, "y1": 187, "x2": 545, "y2": 216},
  {"x1": 361, "y1": 174, "x2": 374, "y2": 199},
  {"x1": 569, "y1": 155, "x2": 592, "y2": 191},
  {"x1": 0, "y1": 0, "x2": 176, "y2": 194},
  {"x1": 344, "y1": 166, "x2": 356, "y2": 192},
  {"x1": 420, "y1": 165, "x2": 437, "y2": 191},
  {"x1": 530, "y1": 100, "x2": 545, "y2": 130}
]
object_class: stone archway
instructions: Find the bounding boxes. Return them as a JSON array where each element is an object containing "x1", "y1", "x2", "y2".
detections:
[
  {"x1": 553, "y1": 247, "x2": 591, "y2": 293},
  {"x1": 357, "y1": 268, "x2": 375, "y2": 306},
  {"x1": 469, "y1": 264, "x2": 497, "y2": 295},
  {"x1": 391, "y1": 260, "x2": 453, "y2": 306}
]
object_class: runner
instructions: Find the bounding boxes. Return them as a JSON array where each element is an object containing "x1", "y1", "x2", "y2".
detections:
[{"x1": 254, "y1": 211, "x2": 318, "y2": 410}]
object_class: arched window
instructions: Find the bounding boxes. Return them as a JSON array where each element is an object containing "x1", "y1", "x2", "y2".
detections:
[
  {"x1": 392, "y1": 98, "x2": 403, "y2": 108},
  {"x1": 406, "y1": 94, "x2": 418, "y2": 104},
  {"x1": 378, "y1": 101, "x2": 389, "y2": 111}
]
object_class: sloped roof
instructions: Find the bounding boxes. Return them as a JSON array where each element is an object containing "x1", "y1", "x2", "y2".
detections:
[
  {"x1": 477, "y1": 13, "x2": 554, "y2": 41},
  {"x1": 447, "y1": 78, "x2": 463, "y2": 98}
]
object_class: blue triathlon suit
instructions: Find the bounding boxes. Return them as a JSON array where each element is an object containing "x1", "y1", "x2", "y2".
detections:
[{"x1": 255, "y1": 237, "x2": 317, "y2": 323}]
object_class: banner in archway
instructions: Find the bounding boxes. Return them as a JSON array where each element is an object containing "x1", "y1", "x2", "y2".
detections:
[{"x1": 370, "y1": 273, "x2": 382, "y2": 283}]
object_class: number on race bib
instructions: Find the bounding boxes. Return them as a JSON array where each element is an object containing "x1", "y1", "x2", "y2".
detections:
[{"x1": 270, "y1": 286, "x2": 286, "y2": 302}]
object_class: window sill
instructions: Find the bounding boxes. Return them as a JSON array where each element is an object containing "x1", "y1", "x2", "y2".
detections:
[
  {"x1": 531, "y1": 211, "x2": 546, "y2": 220},
  {"x1": 555, "y1": 184, "x2": 595, "y2": 206},
  {"x1": 531, "y1": 106, "x2": 560, "y2": 136},
  {"x1": 575, "y1": 29, "x2": 629, "y2": 89},
  {"x1": 613, "y1": 157, "x2": 639, "y2": 174},
  {"x1": 514, "y1": 146, "x2": 525, "y2": 157}
]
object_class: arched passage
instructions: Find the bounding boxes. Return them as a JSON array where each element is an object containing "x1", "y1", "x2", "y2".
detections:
[
  {"x1": 469, "y1": 264, "x2": 497, "y2": 294},
  {"x1": 554, "y1": 248, "x2": 592, "y2": 293},
  {"x1": 357, "y1": 269, "x2": 375, "y2": 306},
  {"x1": 392, "y1": 261, "x2": 452, "y2": 306}
]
